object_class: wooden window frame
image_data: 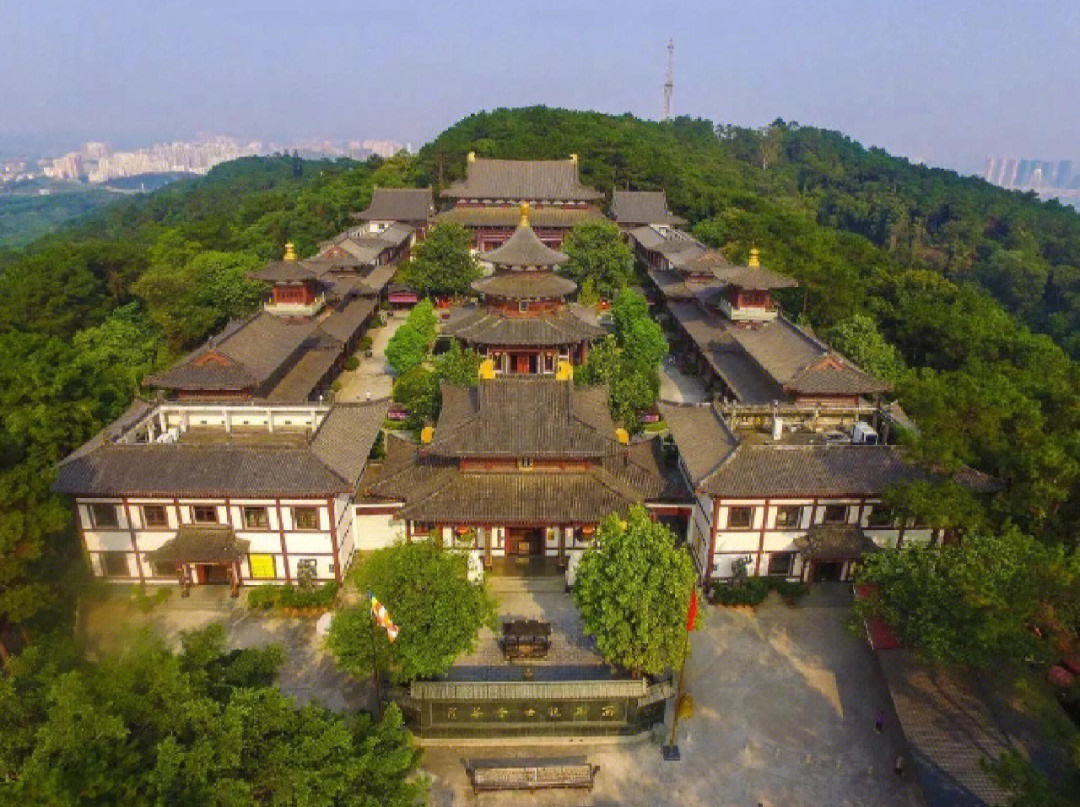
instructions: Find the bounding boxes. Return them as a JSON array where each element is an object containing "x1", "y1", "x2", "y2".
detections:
[
  {"x1": 142, "y1": 504, "x2": 168, "y2": 529},
  {"x1": 766, "y1": 551, "x2": 794, "y2": 576},
  {"x1": 100, "y1": 551, "x2": 130, "y2": 577},
  {"x1": 293, "y1": 506, "x2": 319, "y2": 531},
  {"x1": 243, "y1": 506, "x2": 271, "y2": 530},
  {"x1": 192, "y1": 505, "x2": 219, "y2": 524},
  {"x1": 90, "y1": 503, "x2": 119, "y2": 529},
  {"x1": 774, "y1": 505, "x2": 802, "y2": 529},
  {"x1": 727, "y1": 506, "x2": 754, "y2": 530},
  {"x1": 822, "y1": 504, "x2": 848, "y2": 525}
]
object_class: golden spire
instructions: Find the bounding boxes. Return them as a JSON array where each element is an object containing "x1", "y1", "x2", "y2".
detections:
[
  {"x1": 519, "y1": 201, "x2": 530, "y2": 227},
  {"x1": 748, "y1": 246, "x2": 760, "y2": 267},
  {"x1": 283, "y1": 242, "x2": 297, "y2": 262}
]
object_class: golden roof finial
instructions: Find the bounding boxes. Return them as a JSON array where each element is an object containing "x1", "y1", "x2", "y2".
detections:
[
  {"x1": 284, "y1": 242, "x2": 297, "y2": 262},
  {"x1": 748, "y1": 246, "x2": 760, "y2": 267},
  {"x1": 519, "y1": 201, "x2": 530, "y2": 227}
]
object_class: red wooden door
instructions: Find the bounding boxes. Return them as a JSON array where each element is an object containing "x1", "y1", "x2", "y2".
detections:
[{"x1": 514, "y1": 354, "x2": 531, "y2": 374}]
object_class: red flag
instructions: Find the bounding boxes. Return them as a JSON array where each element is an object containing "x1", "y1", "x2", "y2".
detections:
[{"x1": 686, "y1": 589, "x2": 698, "y2": 632}]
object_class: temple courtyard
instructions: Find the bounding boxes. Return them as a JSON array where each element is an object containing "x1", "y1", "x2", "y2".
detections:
[{"x1": 81, "y1": 584, "x2": 922, "y2": 806}]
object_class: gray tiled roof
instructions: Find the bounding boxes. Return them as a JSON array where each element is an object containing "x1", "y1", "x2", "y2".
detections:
[
  {"x1": 319, "y1": 295, "x2": 377, "y2": 343},
  {"x1": 250, "y1": 260, "x2": 319, "y2": 284},
  {"x1": 794, "y1": 525, "x2": 879, "y2": 559},
  {"x1": 656, "y1": 402, "x2": 739, "y2": 485},
  {"x1": 710, "y1": 264, "x2": 798, "y2": 291},
  {"x1": 263, "y1": 343, "x2": 338, "y2": 402},
  {"x1": 696, "y1": 444, "x2": 928, "y2": 498},
  {"x1": 472, "y1": 271, "x2": 577, "y2": 300},
  {"x1": 146, "y1": 312, "x2": 321, "y2": 393},
  {"x1": 434, "y1": 205, "x2": 603, "y2": 229},
  {"x1": 443, "y1": 158, "x2": 603, "y2": 201},
  {"x1": 481, "y1": 220, "x2": 569, "y2": 268},
  {"x1": 443, "y1": 305, "x2": 604, "y2": 347},
  {"x1": 353, "y1": 187, "x2": 434, "y2": 222},
  {"x1": 147, "y1": 525, "x2": 249, "y2": 564},
  {"x1": 53, "y1": 441, "x2": 352, "y2": 497},
  {"x1": 611, "y1": 191, "x2": 686, "y2": 225},
  {"x1": 310, "y1": 400, "x2": 390, "y2": 485},
  {"x1": 426, "y1": 377, "x2": 618, "y2": 459}
]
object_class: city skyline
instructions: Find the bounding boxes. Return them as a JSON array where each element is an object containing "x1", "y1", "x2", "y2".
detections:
[{"x1": 4, "y1": 1, "x2": 1079, "y2": 176}]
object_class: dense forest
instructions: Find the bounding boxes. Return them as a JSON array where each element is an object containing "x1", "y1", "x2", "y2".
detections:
[{"x1": 4, "y1": 107, "x2": 1080, "y2": 799}]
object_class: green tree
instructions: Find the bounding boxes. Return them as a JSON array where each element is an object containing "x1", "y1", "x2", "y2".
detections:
[
  {"x1": 853, "y1": 529, "x2": 1080, "y2": 670},
  {"x1": 328, "y1": 541, "x2": 496, "y2": 683},
  {"x1": 384, "y1": 299, "x2": 437, "y2": 376},
  {"x1": 612, "y1": 288, "x2": 668, "y2": 371},
  {"x1": 433, "y1": 340, "x2": 480, "y2": 386},
  {"x1": 401, "y1": 223, "x2": 479, "y2": 296},
  {"x1": 560, "y1": 219, "x2": 634, "y2": 298},
  {"x1": 572, "y1": 506, "x2": 697, "y2": 676},
  {"x1": 825, "y1": 313, "x2": 906, "y2": 383},
  {"x1": 392, "y1": 366, "x2": 441, "y2": 430},
  {"x1": 0, "y1": 626, "x2": 426, "y2": 806}
]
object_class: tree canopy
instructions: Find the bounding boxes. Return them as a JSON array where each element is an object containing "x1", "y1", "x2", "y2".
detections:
[
  {"x1": 327, "y1": 540, "x2": 496, "y2": 683},
  {"x1": 384, "y1": 298, "x2": 437, "y2": 376},
  {"x1": 559, "y1": 219, "x2": 634, "y2": 298},
  {"x1": 0, "y1": 625, "x2": 425, "y2": 806},
  {"x1": 572, "y1": 506, "x2": 696, "y2": 676},
  {"x1": 400, "y1": 223, "x2": 479, "y2": 297}
]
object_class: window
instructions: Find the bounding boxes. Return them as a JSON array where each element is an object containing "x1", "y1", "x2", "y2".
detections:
[
  {"x1": 243, "y1": 506, "x2": 270, "y2": 529},
  {"x1": 151, "y1": 560, "x2": 176, "y2": 578},
  {"x1": 544, "y1": 353, "x2": 555, "y2": 373},
  {"x1": 90, "y1": 503, "x2": 118, "y2": 529},
  {"x1": 192, "y1": 505, "x2": 218, "y2": 523},
  {"x1": 412, "y1": 521, "x2": 432, "y2": 536},
  {"x1": 727, "y1": 506, "x2": 754, "y2": 529},
  {"x1": 142, "y1": 505, "x2": 168, "y2": 528},
  {"x1": 822, "y1": 504, "x2": 848, "y2": 525},
  {"x1": 767, "y1": 552, "x2": 794, "y2": 576},
  {"x1": 518, "y1": 457, "x2": 533, "y2": 470},
  {"x1": 518, "y1": 300, "x2": 529, "y2": 313},
  {"x1": 100, "y1": 551, "x2": 130, "y2": 577},
  {"x1": 775, "y1": 505, "x2": 802, "y2": 529},
  {"x1": 249, "y1": 553, "x2": 276, "y2": 579},
  {"x1": 293, "y1": 506, "x2": 319, "y2": 530},
  {"x1": 867, "y1": 505, "x2": 894, "y2": 528}
]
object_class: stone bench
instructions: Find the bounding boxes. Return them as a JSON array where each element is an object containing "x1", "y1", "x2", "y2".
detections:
[{"x1": 466, "y1": 759, "x2": 599, "y2": 794}]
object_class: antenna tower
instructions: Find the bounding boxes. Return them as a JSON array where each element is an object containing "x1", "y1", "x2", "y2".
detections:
[{"x1": 663, "y1": 38, "x2": 674, "y2": 120}]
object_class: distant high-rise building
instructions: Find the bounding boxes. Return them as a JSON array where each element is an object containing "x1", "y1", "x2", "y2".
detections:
[{"x1": 1055, "y1": 160, "x2": 1072, "y2": 189}]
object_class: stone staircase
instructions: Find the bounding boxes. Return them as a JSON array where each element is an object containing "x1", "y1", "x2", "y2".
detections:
[{"x1": 487, "y1": 575, "x2": 567, "y2": 596}]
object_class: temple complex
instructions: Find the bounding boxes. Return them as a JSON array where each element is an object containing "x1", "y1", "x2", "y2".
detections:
[
  {"x1": 630, "y1": 227, "x2": 891, "y2": 406},
  {"x1": 443, "y1": 203, "x2": 604, "y2": 373},
  {"x1": 356, "y1": 371, "x2": 690, "y2": 573},
  {"x1": 434, "y1": 153, "x2": 604, "y2": 250},
  {"x1": 610, "y1": 190, "x2": 686, "y2": 230}
]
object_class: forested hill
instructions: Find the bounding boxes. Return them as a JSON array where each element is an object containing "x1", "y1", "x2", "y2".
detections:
[
  {"x1": 414, "y1": 107, "x2": 1080, "y2": 357},
  {"x1": 4, "y1": 108, "x2": 1080, "y2": 647}
]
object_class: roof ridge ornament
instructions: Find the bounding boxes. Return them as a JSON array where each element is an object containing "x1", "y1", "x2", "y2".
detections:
[
  {"x1": 519, "y1": 201, "x2": 530, "y2": 227},
  {"x1": 748, "y1": 246, "x2": 760, "y2": 267},
  {"x1": 284, "y1": 242, "x2": 297, "y2": 262}
]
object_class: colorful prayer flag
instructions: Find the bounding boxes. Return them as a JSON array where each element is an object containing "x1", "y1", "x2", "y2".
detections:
[{"x1": 369, "y1": 592, "x2": 400, "y2": 642}]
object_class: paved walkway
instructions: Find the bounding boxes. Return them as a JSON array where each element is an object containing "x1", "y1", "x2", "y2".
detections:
[
  {"x1": 659, "y1": 354, "x2": 708, "y2": 403},
  {"x1": 424, "y1": 588, "x2": 926, "y2": 807},
  {"x1": 335, "y1": 309, "x2": 405, "y2": 402}
]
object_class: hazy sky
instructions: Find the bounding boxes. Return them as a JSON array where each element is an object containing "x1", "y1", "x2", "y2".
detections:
[{"x1": 3, "y1": 0, "x2": 1078, "y2": 172}]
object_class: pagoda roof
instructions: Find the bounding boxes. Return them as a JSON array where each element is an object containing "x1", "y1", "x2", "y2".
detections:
[
  {"x1": 443, "y1": 305, "x2": 604, "y2": 347},
  {"x1": 481, "y1": 214, "x2": 570, "y2": 268},
  {"x1": 250, "y1": 260, "x2": 320, "y2": 284},
  {"x1": 352, "y1": 187, "x2": 434, "y2": 222},
  {"x1": 443, "y1": 156, "x2": 603, "y2": 201},
  {"x1": 471, "y1": 271, "x2": 577, "y2": 300},
  {"x1": 711, "y1": 263, "x2": 798, "y2": 291}
]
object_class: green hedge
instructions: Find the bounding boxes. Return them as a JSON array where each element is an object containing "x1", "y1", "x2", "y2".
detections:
[
  {"x1": 247, "y1": 582, "x2": 339, "y2": 611},
  {"x1": 711, "y1": 577, "x2": 808, "y2": 606}
]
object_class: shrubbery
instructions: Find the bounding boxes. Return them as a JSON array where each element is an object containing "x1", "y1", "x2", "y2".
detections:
[
  {"x1": 247, "y1": 581, "x2": 339, "y2": 611},
  {"x1": 710, "y1": 576, "x2": 808, "y2": 606}
]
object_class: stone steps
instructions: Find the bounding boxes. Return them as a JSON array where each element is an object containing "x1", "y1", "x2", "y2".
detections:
[{"x1": 487, "y1": 576, "x2": 567, "y2": 595}]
